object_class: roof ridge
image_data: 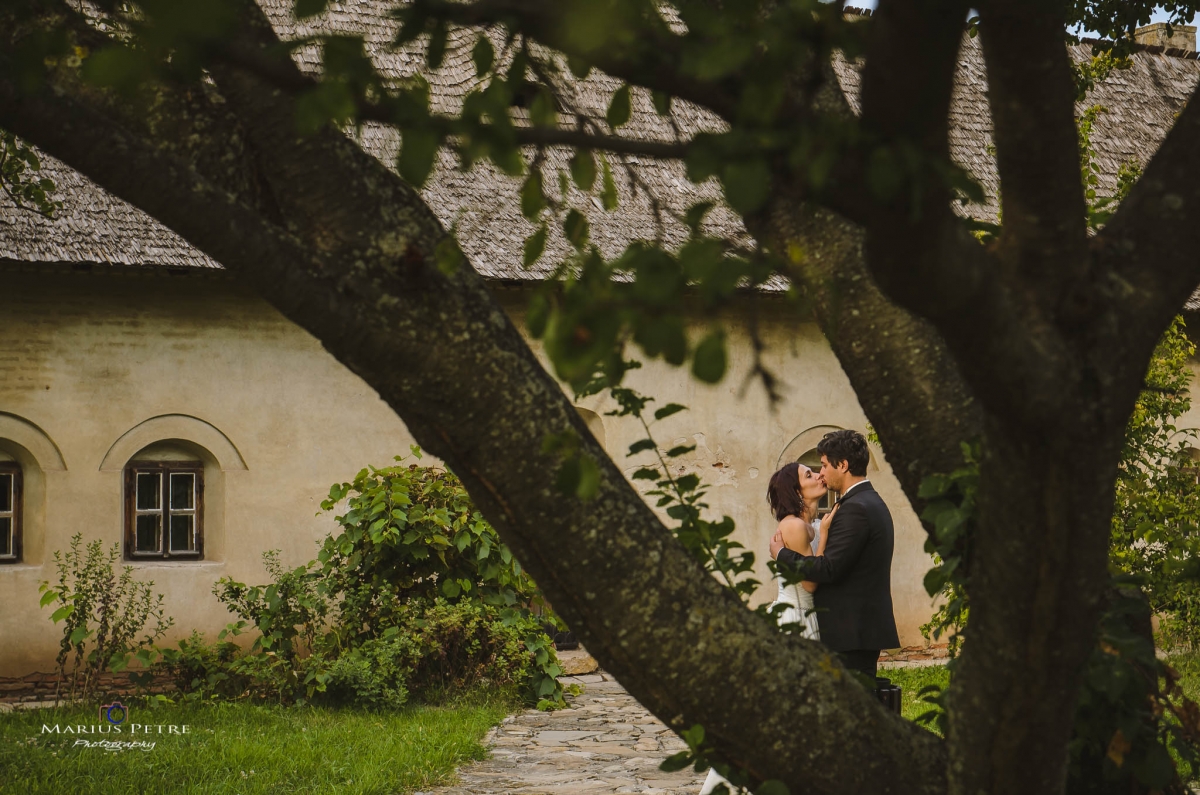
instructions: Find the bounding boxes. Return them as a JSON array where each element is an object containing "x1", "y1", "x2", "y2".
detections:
[
  {"x1": 1073, "y1": 34, "x2": 1200, "y2": 61},
  {"x1": 841, "y1": 9, "x2": 1198, "y2": 61}
]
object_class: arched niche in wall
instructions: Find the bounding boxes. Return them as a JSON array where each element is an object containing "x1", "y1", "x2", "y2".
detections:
[
  {"x1": 0, "y1": 413, "x2": 65, "y2": 566},
  {"x1": 776, "y1": 425, "x2": 880, "y2": 474},
  {"x1": 101, "y1": 415, "x2": 244, "y2": 563},
  {"x1": 576, "y1": 407, "x2": 606, "y2": 452},
  {"x1": 100, "y1": 415, "x2": 246, "y2": 473}
]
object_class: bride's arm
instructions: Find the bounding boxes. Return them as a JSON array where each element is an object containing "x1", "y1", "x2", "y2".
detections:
[{"x1": 801, "y1": 512, "x2": 833, "y2": 593}]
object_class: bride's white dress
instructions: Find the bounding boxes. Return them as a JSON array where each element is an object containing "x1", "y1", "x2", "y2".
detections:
[{"x1": 698, "y1": 517, "x2": 822, "y2": 795}]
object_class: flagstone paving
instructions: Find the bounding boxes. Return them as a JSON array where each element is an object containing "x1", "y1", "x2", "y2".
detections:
[{"x1": 431, "y1": 673, "x2": 707, "y2": 795}]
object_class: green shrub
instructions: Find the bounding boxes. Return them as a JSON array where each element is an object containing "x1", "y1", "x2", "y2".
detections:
[
  {"x1": 181, "y1": 453, "x2": 566, "y2": 709},
  {"x1": 321, "y1": 636, "x2": 413, "y2": 710},
  {"x1": 157, "y1": 630, "x2": 242, "y2": 701},
  {"x1": 38, "y1": 533, "x2": 174, "y2": 702},
  {"x1": 213, "y1": 550, "x2": 329, "y2": 663},
  {"x1": 317, "y1": 451, "x2": 550, "y2": 649}
]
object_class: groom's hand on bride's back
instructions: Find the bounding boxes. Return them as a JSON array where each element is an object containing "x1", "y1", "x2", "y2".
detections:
[{"x1": 769, "y1": 529, "x2": 785, "y2": 560}]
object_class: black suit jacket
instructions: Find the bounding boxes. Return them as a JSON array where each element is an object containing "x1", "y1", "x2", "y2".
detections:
[{"x1": 777, "y1": 481, "x2": 900, "y2": 652}]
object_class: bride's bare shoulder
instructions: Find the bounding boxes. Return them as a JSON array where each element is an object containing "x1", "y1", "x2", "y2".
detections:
[{"x1": 777, "y1": 515, "x2": 811, "y2": 551}]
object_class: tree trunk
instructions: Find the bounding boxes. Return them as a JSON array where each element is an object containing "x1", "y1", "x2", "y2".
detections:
[{"x1": 948, "y1": 415, "x2": 1121, "y2": 794}]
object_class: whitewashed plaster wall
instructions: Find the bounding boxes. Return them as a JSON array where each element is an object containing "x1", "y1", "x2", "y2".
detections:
[{"x1": 0, "y1": 269, "x2": 938, "y2": 676}]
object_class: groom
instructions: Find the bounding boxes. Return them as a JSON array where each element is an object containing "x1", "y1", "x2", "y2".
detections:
[{"x1": 770, "y1": 429, "x2": 900, "y2": 678}]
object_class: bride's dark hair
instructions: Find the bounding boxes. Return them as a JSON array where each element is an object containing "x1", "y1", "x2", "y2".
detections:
[{"x1": 768, "y1": 462, "x2": 808, "y2": 522}]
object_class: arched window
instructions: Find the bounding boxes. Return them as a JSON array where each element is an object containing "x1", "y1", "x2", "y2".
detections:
[
  {"x1": 0, "y1": 455, "x2": 21, "y2": 562},
  {"x1": 124, "y1": 443, "x2": 204, "y2": 560}
]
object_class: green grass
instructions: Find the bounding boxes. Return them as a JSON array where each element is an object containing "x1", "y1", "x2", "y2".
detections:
[
  {"x1": 880, "y1": 665, "x2": 952, "y2": 724},
  {"x1": 884, "y1": 655, "x2": 1200, "y2": 736},
  {"x1": 1168, "y1": 651, "x2": 1200, "y2": 702},
  {"x1": 0, "y1": 692, "x2": 515, "y2": 795}
]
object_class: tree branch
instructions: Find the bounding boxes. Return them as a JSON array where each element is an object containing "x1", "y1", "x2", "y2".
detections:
[
  {"x1": 1095, "y1": 78, "x2": 1200, "y2": 390},
  {"x1": 976, "y1": 0, "x2": 1089, "y2": 298},
  {"x1": 817, "y1": 3, "x2": 1075, "y2": 433},
  {"x1": 213, "y1": 37, "x2": 692, "y2": 160},
  {"x1": 0, "y1": 3, "x2": 948, "y2": 791},
  {"x1": 403, "y1": 0, "x2": 742, "y2": 120},
  {"x1": 759, "y1": 198, "x2": 984, "y2": 523}
]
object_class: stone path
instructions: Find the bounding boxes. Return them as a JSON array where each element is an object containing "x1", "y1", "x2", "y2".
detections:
[{"x1": 431, "y1": 672, "x2": 707, "y2": 795}]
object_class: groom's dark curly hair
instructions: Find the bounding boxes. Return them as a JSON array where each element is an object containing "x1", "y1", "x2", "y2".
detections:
[{"x1": 817, "y1": 430, "x2": 870, "y2": 476}]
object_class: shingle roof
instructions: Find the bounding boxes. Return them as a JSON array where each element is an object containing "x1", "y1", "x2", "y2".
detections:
[{"x1": 2, "y1": 2, "x2": 1198, "y2": 304}]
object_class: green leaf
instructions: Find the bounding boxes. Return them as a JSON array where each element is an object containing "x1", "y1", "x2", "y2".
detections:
[
  {"x1": 471, "y1": 36, "x2": 494, "y2": 76},
  {"x1": 628, "y1": 439, "x2": 657, "y2": 456},
  {"x1": 576, "y1": 454, "x2": 601, "y2": 500},
  {"x1": 50, "y1": 605, "x2": 74, "y2": 624},
  {"x1": 530, "y1": 88, "x2": 557, "y2": 128},
  {"x1": 556, "y1": 457, "x2": 581, "y2": 495},
  {"x1": 600, "y1": 157, "x2": 618, "y2": 210},
  {"x1": 567, "y1": 54, "x2": 591, "y2": 79},
  {"x1": 607, "y1": 84, "x2": 632, "y2": 129},
  {"x1": 692, "y1": 329, "x2": 727, "y2": 383},
  {"x1": 722, "y1": 159, "x2": 771, "y2": 214},
  {"x1": 526, "y1": 292, "x2": 551, "y2": 338},
  {"x1": 39, "y1": 590, "x2": 57, "y2": 608},
  {"x1": 654, "y1": 403, "x2": 687, "y2": 420},
  {"x1": 294, "y1": 0, "x2": 329, "y2": 19},
  {"x1": 435, "y1": 235, "x2": 464, "y2": 275},
  {"x1": 658, "y1": 751, "x2": 694, "y2": 773},
  {"x1": 427, "y1": 23, "x2": 448, "y2": 70},
  {"x1": 563, "y1": 209, "x2": 589, "y2": 248},
  {"x1": 652, "y1": 90, "x2": 672, "y2": 116},
  {"x1": 570, "y1": 149, "x2": 597, "y2": 192},
  {"x1": 441, "y1": 578, "x2": 461, "y2": 598},
  {"x1": 755, "y1": 782, "x2": 790, "y2": 795},
  {"x1": 398, "y1": 129, "x2": 440, "y2": 188},
  {"x1": 69, "y1": 626, "x2": 90, "y2": 645},
  {"x1": 81, "y1": 47, "x2": 147, "y2": 94},
  {"x1": 684, "y1": 202, "x2": 714, "y2": 233},
  {"x1": 523, "y1": 225, "x2": 548, "y2": 269},
  {"x1": 521, "y1": 171, "x2": 546, "y2": 220}
]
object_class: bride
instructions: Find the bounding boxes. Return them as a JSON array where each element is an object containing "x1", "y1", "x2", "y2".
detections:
[
  {"x1": 764, "y1": 461, "x2": 830, "y2": 638},
  {"x1": 698, "y1": 462, "x2": 830, "y2": 795}
]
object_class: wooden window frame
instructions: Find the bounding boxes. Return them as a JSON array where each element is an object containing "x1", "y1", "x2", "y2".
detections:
[
  {"x1": 124, "y1": 461, "x2": 204, "y2": 561},
  {"x1": 0, "y1": 463, "x2": 22, "y2": 564}
]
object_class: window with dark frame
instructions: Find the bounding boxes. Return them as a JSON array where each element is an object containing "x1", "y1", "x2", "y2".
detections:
[
  {"x1": 0, "y1": 463, "x2": 21, "y2": 563},
  {"x1": 124, "y1": 461, "x2": 203, "y2": 560}
]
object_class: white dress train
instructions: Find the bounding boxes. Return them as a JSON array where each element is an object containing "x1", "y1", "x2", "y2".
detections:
[{"x1": 698, "y1": 518, "x2": 823, "y2": 795}]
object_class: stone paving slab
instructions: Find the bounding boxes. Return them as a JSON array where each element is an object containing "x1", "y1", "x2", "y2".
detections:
[{"x1": 431, "y1": 675, "x2": 707, "y2": 795}]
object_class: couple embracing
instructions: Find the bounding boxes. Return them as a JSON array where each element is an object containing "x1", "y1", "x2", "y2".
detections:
[{"x1": 699, "y1": 429, "x2": 899, "y2": 795}]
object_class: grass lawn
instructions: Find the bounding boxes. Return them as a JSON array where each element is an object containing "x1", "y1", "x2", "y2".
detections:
[
  {"x1": 1168, "y1": 651, "x2": 1200, "y2": 702},
  {"x1": 0, "y1": 692, "x2": 515, "y2": 795},
  {"x1": 881, "y1": 665, "x2": 951, "y2": 725},
  {"x1": 884, "y1": 652, "x2": 1200, "y2": 737}
]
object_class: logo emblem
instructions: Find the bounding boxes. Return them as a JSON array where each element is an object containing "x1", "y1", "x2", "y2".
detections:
[{"x1": 100, "y1": 701, "x2": 128, "y2": 725}]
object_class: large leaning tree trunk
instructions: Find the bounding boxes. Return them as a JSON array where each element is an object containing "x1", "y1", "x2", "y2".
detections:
[{"x1": 6, "y1": 0, "x2": 1200, "y2": 793}]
